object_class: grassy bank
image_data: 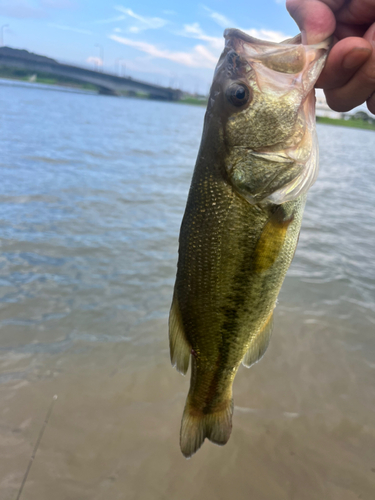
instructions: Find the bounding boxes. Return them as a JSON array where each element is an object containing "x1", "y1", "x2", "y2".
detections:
[
  {"x1": 2, "y1": 67, "x2": 372, "y2": 128},
  {"x1": 178, "y1": 96, "x2": 208, "y2": 106},
  {"x1": 316, "y1": 116, "x2": 375, "y2": 131},
  {"x1": 0, "y1": 66, "x2": 99, "y2": 91}
]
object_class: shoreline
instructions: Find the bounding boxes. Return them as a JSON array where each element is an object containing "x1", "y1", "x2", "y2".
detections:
[
  {"x1": 2, "y1": 74, "x2": 374, "y2": 131},
  {"x1": 316, "y1": 115, "x2": 375, "y2": 131}
]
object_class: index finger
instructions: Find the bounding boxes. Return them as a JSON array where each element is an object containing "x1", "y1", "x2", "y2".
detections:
[{"x1": 286, "y1": 0, "x2": 340, "y2": 43}]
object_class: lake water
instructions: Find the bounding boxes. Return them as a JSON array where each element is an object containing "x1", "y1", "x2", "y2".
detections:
[{"x1": 0, "y1": 82, "x2": 375, "y2": 500}]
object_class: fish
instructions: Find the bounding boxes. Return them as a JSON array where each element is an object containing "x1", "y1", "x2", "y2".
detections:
[{"x1": 169, "y1": 28, "x2": 331, "y2": 458}]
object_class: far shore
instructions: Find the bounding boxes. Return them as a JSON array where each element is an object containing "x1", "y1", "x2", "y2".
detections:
[
  {"x1": 2, "y1": 72, "x2": 374, "y2": 131},
  {"x1": 180, "y1": 99, "x2": 375, "y2": 131},
  {"x1": 316, "y1": 115, "x2": 375, "y2": 131}
]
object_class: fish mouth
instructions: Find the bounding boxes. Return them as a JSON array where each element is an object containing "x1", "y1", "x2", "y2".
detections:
[
  {"x1": 223, "y1": 29, "x2": 332, "y2": 77},
  {"x1": 224, "y1": 28, "x2": 299, "y2": 46},
  {"x1": 224, "y1": 28, "x2": 332, "y2": 51}
]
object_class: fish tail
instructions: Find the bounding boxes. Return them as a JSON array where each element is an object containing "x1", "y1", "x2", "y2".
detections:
[{"x1": 180, "y1": 396, "x2": 234, "y2": 458}]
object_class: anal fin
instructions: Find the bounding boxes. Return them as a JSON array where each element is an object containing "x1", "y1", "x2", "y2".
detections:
[
  {"x1": 242, "y1": 311, "x2": 274, "y2": 368},
  {"x1": 169, "y1": 291, "x2": 191, "y2": 375}
]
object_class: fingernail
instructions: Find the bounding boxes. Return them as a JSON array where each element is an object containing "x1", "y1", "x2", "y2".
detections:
[{"x1": 343, "y1": 47, "x2": 372, "y2": 70}]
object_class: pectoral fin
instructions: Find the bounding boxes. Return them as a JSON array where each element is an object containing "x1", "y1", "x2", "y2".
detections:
[
  {"x1": 253, "y1": 206, "x2": 294, "y2": 274},
  {"x1": 169, "y1": 292, "x2": 191, "y2": 375},
  {"x1": 242, "y1": 312, "x2": 274, "y2": 368},
  {"x1": 249, "y1": 151, "x2": 293, "y2": 163},
  {"x1": 230, "y1": 152, "x2": 302, "y2": 203}
]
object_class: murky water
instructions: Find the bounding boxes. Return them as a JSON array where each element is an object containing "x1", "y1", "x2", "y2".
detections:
[{"x1": 1, "y1": 82, "x2": 375, "y2": 500}]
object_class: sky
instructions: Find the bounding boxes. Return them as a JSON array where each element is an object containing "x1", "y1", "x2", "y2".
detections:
[{"x1": 0, "y1": 0, "x2": 302, "y2": 94}]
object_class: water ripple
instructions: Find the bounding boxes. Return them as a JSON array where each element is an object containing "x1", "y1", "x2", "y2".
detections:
[{"x1": 0, "y1": 86, "x2": 374, "y2": 358}]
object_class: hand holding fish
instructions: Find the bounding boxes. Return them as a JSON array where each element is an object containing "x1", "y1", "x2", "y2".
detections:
[{"x1": 287, "y1": 0, "x2": 375, "y2": 114}]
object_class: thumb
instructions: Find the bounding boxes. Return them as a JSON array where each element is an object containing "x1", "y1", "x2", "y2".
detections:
[{"x1": 286, "y1": 0, "x2": 336, "y2": 44}]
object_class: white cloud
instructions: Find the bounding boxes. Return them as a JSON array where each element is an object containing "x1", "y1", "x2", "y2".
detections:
[
  {"x1": 203, "y1": 6, "x2": 233, "y2": 28},
  {"x1": 242, "y1": 28, "x2": 289, "y2": 42},
  {"x1": 48, "y1": 23, "x2": 92, "y2": 35},
  {"x1": 209, "y1": 12, "x2": 233, "y2": 28},
  {"x1": 179, "y1": 21, "x2": 288, "y2": 51},
  {"x1": 94, "y1": 15, "x2": 126, "y2": 24},
  {"x1": 87, "y1": 56, "x2": 102, "y2": 67},
  {"x1": 203, "y1": 6, "x2": 290, "y2": 43},
  {"x1": 180, "y1": 23, "x2": 223, "y2": 51},
  {"x1": 124, "y1": 58, "x2": 170, "y2": 75},
  {"x1": 109, "y1": 34, "x2": 217, "y2": 68},
  {"x1": 114, "y1": 6, "x2": 168, "y2": 32}
]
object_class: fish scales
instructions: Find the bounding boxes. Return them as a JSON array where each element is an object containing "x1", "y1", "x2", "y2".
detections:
[{"x1": 169, "y1": 28, "x2": 331, "y2": 458}]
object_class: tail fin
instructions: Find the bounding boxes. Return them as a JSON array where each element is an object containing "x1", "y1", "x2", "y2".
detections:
[{"x1": 180, "y1": 396, "x2": 233, "y2": 458}]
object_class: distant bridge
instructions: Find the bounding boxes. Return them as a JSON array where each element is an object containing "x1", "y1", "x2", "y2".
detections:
[{"x1": 0, "y1": 47, "x2": 181, "y2": 100}]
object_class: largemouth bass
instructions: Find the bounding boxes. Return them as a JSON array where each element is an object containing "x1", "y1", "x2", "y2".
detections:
[{"x1": 169, "y1": 29, "x2": 330, "y2": 458}]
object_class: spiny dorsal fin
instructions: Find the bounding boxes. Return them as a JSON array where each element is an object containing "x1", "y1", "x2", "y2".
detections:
[
  {"x1": 242, "y1": 312, "x2": 274, "y2": 368},
  {"x1": 168, "y1": 291, "x2": 191, "y2": 375}
]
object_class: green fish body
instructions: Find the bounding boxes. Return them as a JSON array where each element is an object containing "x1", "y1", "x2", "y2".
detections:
[{"x1": 169, "y1": 29, "x2": 330, "y2": 458}]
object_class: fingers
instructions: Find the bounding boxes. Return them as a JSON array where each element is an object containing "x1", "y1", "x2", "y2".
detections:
[
  {"x1": 286, "y1": 0, "x2": 337, "y2": 44},
  {"x1": 286, "y1": 0, "x2": 375, "y2": 114},
  {"x1": 316, "y1": 37, "x2": 372, "y2": 89},
  {"x1": 367, "y1": 92, "x2": 375, "y2": 114},
  {"x1": 324, "y1": 23, "x2": 375, "y2": 112},
  {"x1": 336, "y1": 0, "x2": 375, "y2": 25},
  {"x1": 335, "y1": 22, "x2": 369, "y2": 39}
]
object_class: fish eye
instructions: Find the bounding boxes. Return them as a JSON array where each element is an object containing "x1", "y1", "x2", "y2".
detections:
[{"x1": 226, "y1": 83, "x2": 250, "y2": 107}]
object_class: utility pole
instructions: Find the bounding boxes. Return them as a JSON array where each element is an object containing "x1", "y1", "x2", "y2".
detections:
[
  {"x1": 1, "y1": 24, "x2": 9, "y2": 47},
  {"x1": 115, "y1": 58, "x2": 127, "y2": 77},
  {"x1": 95, "y1": 44, "x2": 103, "y2": 72}
]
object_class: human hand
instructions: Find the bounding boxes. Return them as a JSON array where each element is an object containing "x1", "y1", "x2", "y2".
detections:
[{"x1": 286, "y1": 0, "x2": 375, "y2": 114}]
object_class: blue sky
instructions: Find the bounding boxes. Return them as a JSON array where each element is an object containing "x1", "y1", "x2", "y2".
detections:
[{"x1": 0, "y1": 0, "x2": 300, "y2": 93}]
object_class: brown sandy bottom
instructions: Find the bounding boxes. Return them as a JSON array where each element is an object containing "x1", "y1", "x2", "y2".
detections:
[{"x1": 1, "y1": 313, "x2": 374, "y2": 500}]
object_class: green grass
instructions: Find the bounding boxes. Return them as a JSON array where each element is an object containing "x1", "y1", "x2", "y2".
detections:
[
  {"x1": 179, "y1": 97, "x2": 208, "y2": 106},
  {"x1": 35, "y1": 77, "x2": 58, "y2": 85},
  {"x1": 0, "y1": 66, "x2": 99, "y2": 91},
  {"x1": 316, "y1": 116, "x2": 375, "y2": 131},
  {"x1": 0, "y1": 66, "x2": 208, "y2": 102}
]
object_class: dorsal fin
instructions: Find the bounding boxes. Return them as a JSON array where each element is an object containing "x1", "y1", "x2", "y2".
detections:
[
  {"x1": 242, "y1": 311, "x2": 274, "y2": 368},
  {"x1": 168, "y1": 292, "x2": 191, "y2": 375}
]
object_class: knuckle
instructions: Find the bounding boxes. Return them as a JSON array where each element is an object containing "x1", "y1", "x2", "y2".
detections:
[
  {"x1": 363, "y1": 64, "x2": 375, "y2": 87},
  {"x1": 367, "y1": 93, "x2": 375, "y2": 115},
  {"x1": 325, "y1": 92, "x2": 353, "y2": 113}
]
